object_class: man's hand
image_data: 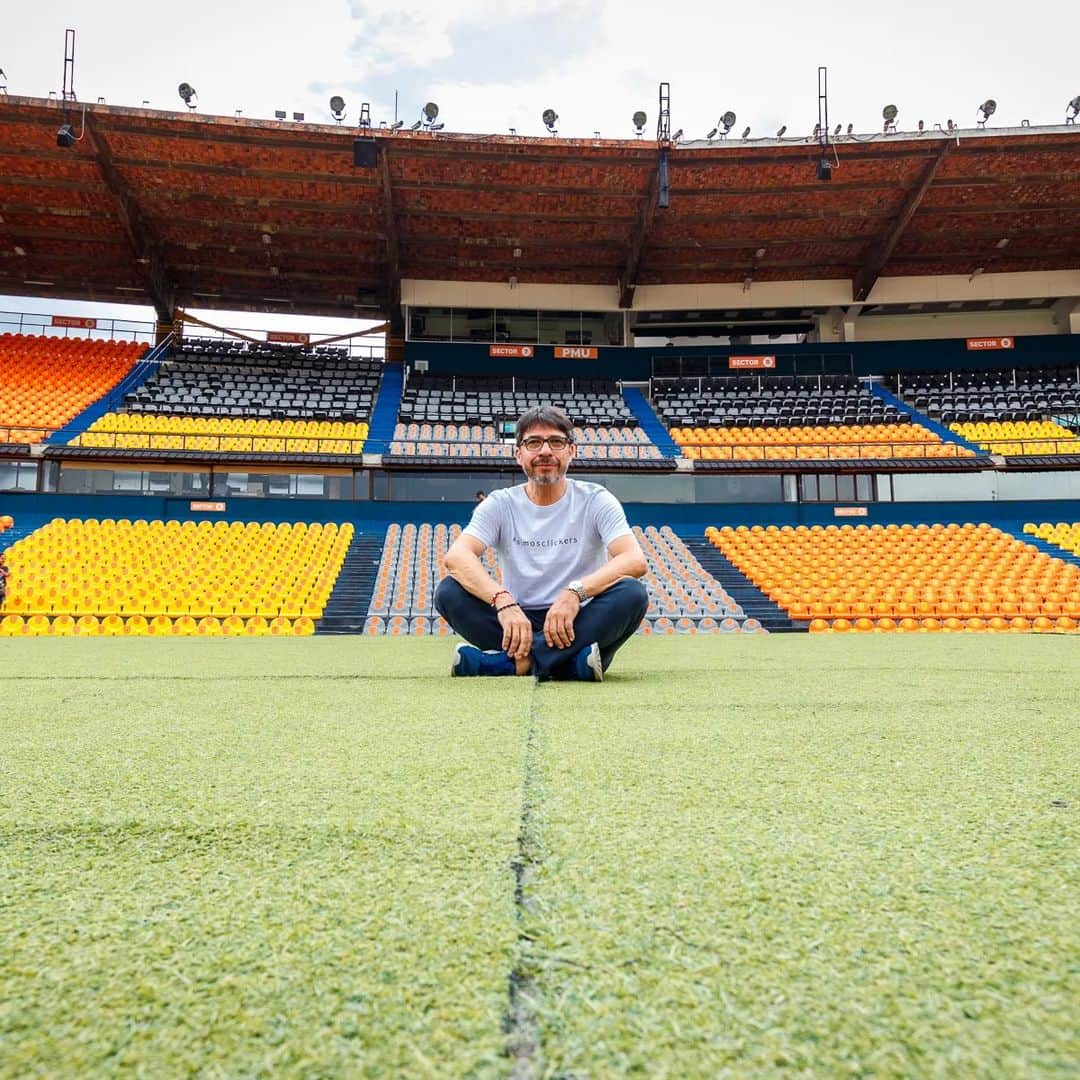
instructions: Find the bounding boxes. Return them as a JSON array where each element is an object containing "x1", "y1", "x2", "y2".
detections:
[
  {"x1": 498, "y1": 603, "x2": 533, "y2": 660},
  {"x1": 543, "y1": 590, "x2": 580, "y2": 649}
]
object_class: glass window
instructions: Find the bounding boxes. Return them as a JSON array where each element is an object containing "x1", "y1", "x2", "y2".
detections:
[
  {"x1": 818, "y1": 474, "x2": 837, "y2": 502},
  {"x1": 499, "y1": 310, "x2": 539, "y2": 344},
  {"x1": 799, "y1": 475, "x2": 818, "y2": 502},
  {"x1": 580, "y1": 313, "x2": 623, "y2": 347},
  {"x1": 539, "y1": 311, "x2": 582, "y2": 345},
  {"x1": 855, "y1": 474, "x2": 874, "y2": 502},
  {"x1": 408, "y1": 307, "x2": 452, "y2": 341},
  {"x1": 835, "y1": 474, "x2": 855, "y2": 502},
  {"x1": 451, "y1": 309, "x2": 494, "y2": 342},
  {"x1": 0, "y1": 461, "x2": 37, "y2": 492}
]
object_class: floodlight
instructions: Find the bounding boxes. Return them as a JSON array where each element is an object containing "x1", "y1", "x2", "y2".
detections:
[
  {"x1": 422, "y1": 101, "x2": 439, "y2": 122},
  {"x1": 56, "y1": 123, "x2": 75, "y2": 147},
  {"x1": 776, "y1": 124, "x2": 786, "y2": 137},
  {"x1": 429, "y1": 122, "x2": 444, "y2": 131},
  {"x1": 947, "y1": 118, "x2": 956, "y2": 132},
  {"x1": 741, "y1": 126, "x2": 750, "y2": 139},
  {"x1": 882, "y1": 103, "x2": 898, "y2": 132},
  {"x1": 1068, "y1": 95, "x2": 1080, "y2": 122},
  {"x1": 833, "y1": 123, "x2": 841, "y2": 136},
  {"x1": 846, "y1": 122, "x2": 853, "y2": 134},
  {"x1": 390, "y1": 119, "x2": 403, "y2": 131},
  {"x1": 978, "y1": 99, "x2": 996, "y2": 123},
  {"x1": 812, "y1": 122, "x2": 820, "y2": 138},
  {"x1": 632, "y1": 110, "x2": 647, "y2": 134},
  {"x1": 542, "y1": 108, "x2": 558, "y2": 133},
  {"x1": 293, "y1": 112, "x2": 305, "y2": 121},
  {"x1": 329, "y1": 95, "x2": 346, "y2": 121},
  {"x1": 410, "y1": 120, "x2": 422, "y2": 131},
  {"x1": 720, "y1": 110, "x2": 736, "y2": 132},
  {"x1": 671, "y1": 128, "x2": 683, "y2": 142},
  {"x1": 706, "y1": 127, "x2": 718, "y2": 140},
  {"x1": 274, "y1": 109, "x2": 286, "y2": 120},
  {"x1": 178, "y1": 82, "x2": 197, "y2": 109},
  {"x1": 918, "y1": 119, "x2": 925, "y2": 132}
]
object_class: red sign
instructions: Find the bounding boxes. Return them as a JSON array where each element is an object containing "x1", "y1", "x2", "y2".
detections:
[
  {"x1": 190, "y1": 501, "x2": 226, "y2": 512},
  {"x1": 728, "y1": 355, "x2": 777, "y2": 370},
  {"x1": 966, "y1": 337, "x2": 1014, "y2": 350},
  {"x1": 554, "y1": 346, "x2": 598, "y2": 360},
  {"x1": 52, "y1": 315, "x2": 97, "y2": 329},
  {"x1": 267, "y1": 331, "x2": 310, "y2": 344},
  {"x1": 490, "y1": 344, "x2": 534, "y2": 358}
]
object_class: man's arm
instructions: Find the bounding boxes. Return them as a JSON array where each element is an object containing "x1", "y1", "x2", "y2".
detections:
[
  {"x1": 444, "y1": 533, "x2": 533, "y2": 660},
  {"x1": 542, "y1": 532, "x2": 648, "y2": 649},
  {"x1": 444, "y1": 533, "x2": 504, "y2": 604},
  {"x1": 578, "y1": 533, "x2": 648, "y2": 597}
]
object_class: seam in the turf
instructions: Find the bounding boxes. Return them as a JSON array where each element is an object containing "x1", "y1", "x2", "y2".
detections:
[{"x1": 504, "y1": 683, "x2": 544, "y2": 1079}]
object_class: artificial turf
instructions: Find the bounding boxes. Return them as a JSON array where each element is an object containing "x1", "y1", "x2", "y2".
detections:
[{"x1": 0, "y1": 636, "x2": 1077, "y2": 1076}]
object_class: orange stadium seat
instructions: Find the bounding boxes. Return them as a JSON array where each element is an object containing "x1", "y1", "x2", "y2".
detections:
[
  {"x1": 0, "y1": 333, "x2": 143, "y2": 443},
  {"x1": 707, "y1": 522, "x2": 1080, "y2": 634}
]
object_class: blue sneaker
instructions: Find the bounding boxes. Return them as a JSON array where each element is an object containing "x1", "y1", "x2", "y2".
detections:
[
  {"x1": 570, "y1": 642, "x2": 604, "y2": 682},
  {"x1": 451, "y1": 644, "x2": 516, "y2": 677}
]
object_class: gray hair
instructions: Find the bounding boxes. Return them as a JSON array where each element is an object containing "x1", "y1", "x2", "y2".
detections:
[{"x1": 515, "y1": 405, "x2": 574, "y2": 445}]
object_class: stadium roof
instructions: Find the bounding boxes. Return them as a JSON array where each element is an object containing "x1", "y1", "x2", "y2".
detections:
[{"x1": 1, "y1": 95, "x2": 1078, "y2": 322}]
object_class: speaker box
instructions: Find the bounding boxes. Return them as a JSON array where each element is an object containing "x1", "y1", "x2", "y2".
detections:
[{"x1": 353, "y1": 138, "x2": 378, "y2": 168}]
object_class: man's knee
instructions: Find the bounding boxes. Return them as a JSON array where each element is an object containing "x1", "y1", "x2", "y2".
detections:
[
  {"x1": 610, "y1": 577, "x2": 649, "y2": 618},
  {"x1": 433, "y1": 576, "x2": 466, "y2": 616}
]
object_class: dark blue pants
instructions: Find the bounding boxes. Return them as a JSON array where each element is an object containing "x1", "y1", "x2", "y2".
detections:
[{"x1": 434, "y1": 576, "x2": 649, "y2": 680}]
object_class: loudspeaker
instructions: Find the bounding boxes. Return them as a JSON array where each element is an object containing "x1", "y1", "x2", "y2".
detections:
[{"x1": 352, "y1": 138, "x2": 378, "y2": 168}]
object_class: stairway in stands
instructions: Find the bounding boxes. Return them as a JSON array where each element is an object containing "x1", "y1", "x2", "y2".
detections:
[
  {"x1": 363, "y1": 362, "x2": 404, "y2": 455},
  {"x1": 681, "y1": 536, "x2": 805, "y2": 633},
  {"x1": 317, "y1": 529, "x2": 386, "y2": 634}
]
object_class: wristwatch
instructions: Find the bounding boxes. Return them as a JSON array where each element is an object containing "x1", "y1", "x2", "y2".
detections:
[{"x1": 566, "y1": 579, "x2": 588, "y2": 601}]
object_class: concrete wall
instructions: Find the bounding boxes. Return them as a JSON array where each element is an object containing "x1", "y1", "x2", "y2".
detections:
[{"x1": 853, "y1": 309, "x2": 1058, "y2": 342}]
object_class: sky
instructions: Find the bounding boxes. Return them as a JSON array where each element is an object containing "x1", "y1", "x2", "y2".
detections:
[{"x1": 2, "y1": 0, "x2": 1075, "y2": 333}]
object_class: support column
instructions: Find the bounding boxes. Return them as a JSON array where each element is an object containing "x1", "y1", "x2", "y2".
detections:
[{"x1": 1052, "y1": 298, "x2": 1080, "y2": 335}]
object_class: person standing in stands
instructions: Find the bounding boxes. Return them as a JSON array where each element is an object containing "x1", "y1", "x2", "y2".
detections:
[
  {"x1": 0, "y1": 552, "x2": 9, "y2": 608},
  {"x1": 436, "y1": 405, "x2": 648, "y2": 681}
]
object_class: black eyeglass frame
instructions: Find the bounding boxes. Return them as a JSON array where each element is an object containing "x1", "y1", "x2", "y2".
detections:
[{"x1": 517, "y1": 435, "x2": 574, "y2": 452}]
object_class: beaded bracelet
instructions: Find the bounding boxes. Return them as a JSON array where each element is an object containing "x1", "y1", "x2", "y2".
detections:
[
  {"x1": 490, "y1": 589, "x2": 511, "y2": 607},
  {"x1": 496, "y1": 602, "x2": 522, "y2": 613}
]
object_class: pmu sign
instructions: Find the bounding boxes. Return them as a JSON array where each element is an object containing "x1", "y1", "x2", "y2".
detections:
[
  {"x1": 729, "y1": 355, "x2": 777, "y2": 370},
  {"x1": 554, "y1": 346, "x2": 598, "y2": 360},
  {"x1": 966, "y1": 337, "x2": 1014, "y2": 350}
]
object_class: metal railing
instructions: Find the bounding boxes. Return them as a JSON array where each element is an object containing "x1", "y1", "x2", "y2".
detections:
[
  {"x1": 0, "y1": 310, "x2": 158, "y2": 344},
  {"x1": 0, "y1": 425, "x2": 53, "y2": 444},
  {"x1": 63, "y1": 431, "x2": 368, "y2": 455},
  {"x1": 387, "y1": 438, "x2": 663, "y2": 460},
  {"x1": 970, "y1": 437, "x2": 1080, "y2": 456},
  {"x1": 675, "y1": 440, "x2": 978, "y2": 460}
]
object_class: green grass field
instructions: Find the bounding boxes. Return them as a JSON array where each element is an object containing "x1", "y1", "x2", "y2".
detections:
[{"x1": 1, "y1": 636, "x2": 1077, "y2": 1077}]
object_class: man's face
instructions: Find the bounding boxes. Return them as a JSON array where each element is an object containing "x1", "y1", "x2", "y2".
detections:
[{"x1": 515, "y1": 424, "x2": 575, "y2": 486}]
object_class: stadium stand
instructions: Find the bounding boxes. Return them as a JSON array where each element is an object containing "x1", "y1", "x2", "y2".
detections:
[
  {"x1": 1025, "y1": 521, "x2": 1080, "y2": 559},
  {"x1": 706, "y1": 523, "x2": 1080, "y2": 633},
  {"x1": 886, "y1": 366, "x2": 1080, "y2": 456},
  {"x1": 66, "y1": 338, "x2": 380, "y2": 457},
  {"x1": 388, "y1": 375, "x2": 666, "y2": 464},
  {"x1": 0, "y1": 333, "x2": 145, "y2": 444},
  {"x1": 0, "y1": 518, "x2": 353, "y2": 635},
  {"x1": 652, "y1": 374, "x2": 974, "y2": 463},
  {"x1": 362, "y1": 522, "x2": 759, "y2": 635}
]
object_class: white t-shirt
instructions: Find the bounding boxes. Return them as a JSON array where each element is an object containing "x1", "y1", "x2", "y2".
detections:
[{"x1": 463, "y1": 478, "x2": 633, "y2": 608}]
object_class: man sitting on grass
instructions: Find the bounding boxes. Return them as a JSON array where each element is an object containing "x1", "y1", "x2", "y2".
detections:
[{"x1": 435, "y1": 405, "x2": 648, "y2": 681}]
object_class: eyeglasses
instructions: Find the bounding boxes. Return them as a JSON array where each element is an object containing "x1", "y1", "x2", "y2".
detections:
[{"x1": 519, "y1": 435, "x2": 572, "y2": 452}]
